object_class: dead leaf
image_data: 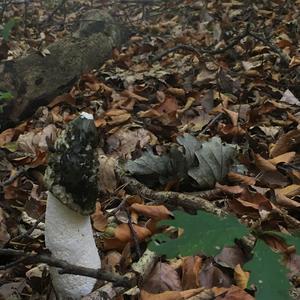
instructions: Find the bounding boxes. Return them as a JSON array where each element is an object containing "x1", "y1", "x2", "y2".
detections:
[
  {"x1": 103, "y1": 223, "x2": 151, "y2": 250},
  {"x1": 227, "y1": 172, "x2": 256, "y2": 185},
  {"x1": 254, "y1": 153, "x2": 277, "y2": 172},
  {"x1": 234, "y1": 264, "x2": 249, "y2": 289},
  {"x1": 268, "y1": 152, "x2": 296, "y2": 165},
  {"x1": 130, "y1": 203, "x2": 174, "y2": 220},
  {"x1": 0, "y1": 128, "x2": 15, "y2": 147},
  {"x1": 181, "y1": 256, "x2": 202, "y2": 289},
  {"x1": 275, "y1": 190, "x2": 300, "y2": 208},
  {"x1": 143, "y1": 262, "x2": 182, "y2": 293},
  {"x1": 214, "y1": 246, "x2": 247, "y2": 269},
  {"x1": 0, "y1": 208, "x2": 10, "y2": 247},
  {"x1": 92, "y1": 203, "x2": 107, "y2": 232},
  {"x1": 213, "y1": 285, "x2": 254, "y2": 300},
  {"x1": 98, "y1": 155, "x2": 117, "y2": 193},
  {"x1": 270, "y1": 129, "x2": 300, "y2": 157}
]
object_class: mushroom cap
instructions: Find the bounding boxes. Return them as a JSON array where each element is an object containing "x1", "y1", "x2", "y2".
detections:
[{"x1": 44, "y1": 114, "x2": 99, "y2": 215}]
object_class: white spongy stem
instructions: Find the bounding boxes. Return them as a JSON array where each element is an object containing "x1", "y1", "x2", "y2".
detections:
[{"x1": 45, "y1": 192, "x2": 101, "y2": 299}]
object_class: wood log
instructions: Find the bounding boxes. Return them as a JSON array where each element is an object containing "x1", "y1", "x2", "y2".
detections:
[{"x1": 0, "y1": 10, "x2": 128, "y2": 130}]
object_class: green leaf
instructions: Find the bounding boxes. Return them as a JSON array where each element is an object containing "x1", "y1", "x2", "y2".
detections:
[
  {"x1": 0, "y1": 91, "x2": 13, "y2": 102},
  {"x1": 2, "y1": 18, "x2": 17, "y2": 42},
  {"x1": 148, "y1": 210, "x2": 248, "y2": 258},
  {"x1": 245, "y1": 240, "x2": 291, "y2": 300}
]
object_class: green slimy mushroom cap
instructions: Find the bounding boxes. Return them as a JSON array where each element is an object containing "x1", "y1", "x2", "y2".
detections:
[{"x1": 44, "y1": 114, "x2": 99, "y2": 215}]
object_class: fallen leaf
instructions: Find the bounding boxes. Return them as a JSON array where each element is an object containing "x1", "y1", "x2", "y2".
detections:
[
  {"x1": 142, "y1": 262, "x2": 182, "y2": 293},
  {"x1": 97, "y1": 155, "x2": 117, "y2": 193},
  {"x1": 181, "y1": 256, "x2": 202, "y2": 289},
  {"x1": 130, "y1": 203, "x2": 174, "y2": 221},
  {"x1": 92, "y1": 203, "x2": 107, "y2": 232},
  {"x1": 270, "y1": 129, "x2": 300, "y2": 157},
  {"x1": 234, "y1": 264, "x2": 250, "y2": 289}
]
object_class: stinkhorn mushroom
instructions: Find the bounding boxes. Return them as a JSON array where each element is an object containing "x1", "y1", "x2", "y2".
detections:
[{"x1": 44, "y1": 113, "x2": 101, "y2": 299}]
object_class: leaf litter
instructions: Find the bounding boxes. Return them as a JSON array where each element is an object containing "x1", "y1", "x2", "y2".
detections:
[{"x1": 1, "y1": 0, "x2": 300, "y2": 299}]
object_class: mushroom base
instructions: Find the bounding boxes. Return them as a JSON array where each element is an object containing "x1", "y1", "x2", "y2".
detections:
[{"x1": 45, "y1": 192, "x2": 101, "y2": 299}]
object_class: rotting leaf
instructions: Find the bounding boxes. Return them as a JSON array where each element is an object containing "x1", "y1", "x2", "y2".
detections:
[
  {"x1": 188, "y1": 137, "x2": 237, "y2": 189},
  {"x1": 130, "y1": 203, "x2": 174, "y2": 221},
  {"x1": 126, "y1": 134, "x2": 238, "y2": 189}
]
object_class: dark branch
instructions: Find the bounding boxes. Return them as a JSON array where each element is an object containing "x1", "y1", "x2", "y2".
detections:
[{"x1": 0, "y1": 249, "x2": 134, "y2": 288}]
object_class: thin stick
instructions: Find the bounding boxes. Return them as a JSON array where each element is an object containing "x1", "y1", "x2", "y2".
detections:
[
  {"x1": 0, "y1": 248, "x2": 134, "y2": 288},
  {"x1": 9, "y1": 213, "x2": 45, "y2": 242}
]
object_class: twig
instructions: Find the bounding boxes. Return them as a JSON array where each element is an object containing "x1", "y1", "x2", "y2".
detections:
[
  {"x1": 152, "y1": 25, "x2": 290, "y2": 66},
  {"x1": 0, "y1": 167, "x2": 25, "y2": 187},
  {"x1": 9, "y1": 213, "x2": 45, "y2": 242},
  {"x1": 248, "y1": 30, "x2": 290, "y2": 66},
  {"x1": 152, "y1": 26, "x2": 249, "y2": 63},
  {"x1": 126, "y1": 209, "x2": 141, "y2": 259},
  {"x1": 39, "y1": 0, "x2": 67, "y2": 27},
  {"x1": 0, "y1": 248, "x2": 134, "y2": 288},
  {"x1": 116, "y1": 168, "x2": 225, "y2": 216}
]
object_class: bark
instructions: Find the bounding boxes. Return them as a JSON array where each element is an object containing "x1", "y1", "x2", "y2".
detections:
[{"x1": 0, "y1": 10, "x2": 128, "y2": 130}]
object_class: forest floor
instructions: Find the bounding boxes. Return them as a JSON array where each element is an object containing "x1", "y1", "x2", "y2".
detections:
[{"x1": 1, "y1": 0, "x2": 300, "y2": 299}]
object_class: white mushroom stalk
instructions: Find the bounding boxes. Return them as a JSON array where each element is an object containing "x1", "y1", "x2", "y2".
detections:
[{"x1": 44, "y1": 113, "x2": 101, "y2": 299}]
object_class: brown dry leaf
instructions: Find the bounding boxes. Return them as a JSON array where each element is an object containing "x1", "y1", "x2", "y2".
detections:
[
  {"x1": 106, "y1": 127, "x2": 157, "y2": 158},
  {"x1": 167, "y1": 87, "x2": 185, "y2": 97},
  {"x1": 138, "y1": 94, "x2": 179, "y2": 125},
  {"x1": 47, "y1": 93, "x2": 76, "y2": 108},
  {"x1": 140, "y1": 290, "x2": 183, "y2": 300},
  {"x1": 200, "y1": 258, "x2": 232, "y2": 288},
  {"x1": 94, "y1": 118, "x2": 107, "y2": 128},
  {"x1": 102, "y1": 251, "x2": 122, "y2": 272},
  {"x1": 122, "y1": 89, "x2": 148, "y2": 102},
  {"x1": 274, "y1": 190, "x2": 300, "y2": 208},
  {"x1": 270, "y1": 129, "x2": 300, "y2": 157},
  {"x1": 91, "y1": 203, "x2": 107, "y2": 232},
  {"x1": 268, "y1": 152, "x2": 296, "y2": 165},
  {"x1": 227, "y1": 172, "x2": 256, "y2": 185},
  {"x1": 97, "y1": 155, "x2": 117, "y2": 193},
  {"x1": 213, "y1": 285, "x2": 254, "y2": 300},
  {"x1": 278, "y1": 184, "x2": 300, "y2": 197},
  {"x1": 215, "y1": 183, "x2": 244, "y2": 195},
  {"x1": 289, "y1": 169, "x2": 300, "y2": 184},
  {"x1": 177, "y1": 97, "x2": 195, "y2": 114},
  {"x1": 218, "y1": 123, "x2": 246, "y2": 137},
  {"x1": 0, "y1": 208, "x2": 10, "y2": 247},
  {"x1": 254, "y1": 153, "x2": 277, "y2": 172},
  {"x1": 222, "y1": 108, "x2": 238, "y2": 126},
  {"x1": 130, "y1": 203, "x2": 174, "y2": 221},
  {"x1": 181, "y1": 256, "x2": 202, "y2": 289},
  {"x1": 214, "y1": 246, "x2": 247, "y2": 269},
  {"x1": 238, "y1": 189, "x2": 273, "y2": 211},
  {"x1": 106, "y1": 109, "x2": 131, "y2": 126},
  {"x1": 260, "y1": 233, "x2": 289, "y2": 253},
  {"x1": 180, "y1": 288, "x2": 207, "y2": 299},
  {"x1": 234, "y1": 264, "x2": 249, "y2": 290},
  {"x1": 289, "y1": 56, "x2": 300, "y2": 68},
  {"x1": 142, "y1": 262, "x2": 182, "y2": 293},
  {"x1": 103, "y1": 224, "x2": 151, "y2": 250},
  {"x1": 0, "y1": 128, "x2": 15, "y2": 147}
]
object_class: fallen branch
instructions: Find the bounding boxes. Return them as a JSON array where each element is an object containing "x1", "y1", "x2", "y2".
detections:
[
  {"x1": 0, "y1": 248, "x2": 134, "y2": 288},
  {"x1": 116, "y1": 168, "x2": 225, "y2": 216},
  {"x1": 9, "y1": 213, "x2": 45, "y2": 242}
]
